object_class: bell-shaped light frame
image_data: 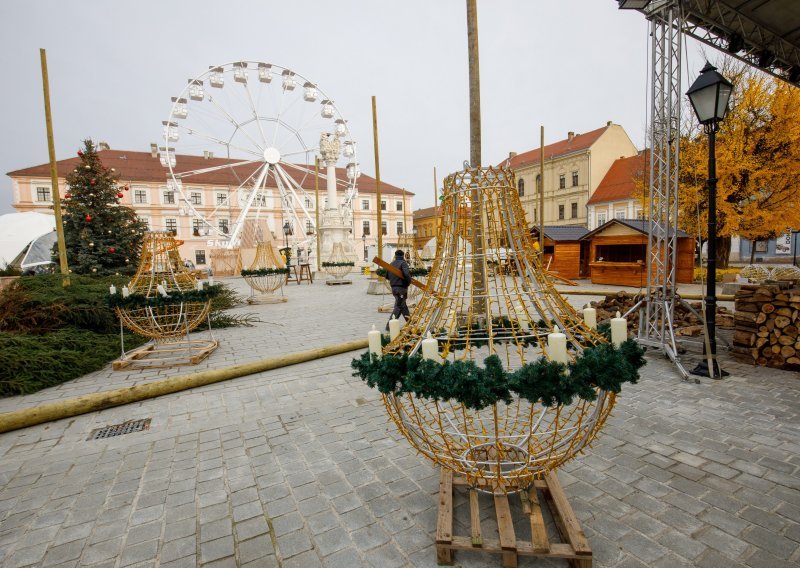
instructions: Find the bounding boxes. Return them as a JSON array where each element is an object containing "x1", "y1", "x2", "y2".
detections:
[{"x1": 686, "y1": 62, "x2": 733, "y2": 125}]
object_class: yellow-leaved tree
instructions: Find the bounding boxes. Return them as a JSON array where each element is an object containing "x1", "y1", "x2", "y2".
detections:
[{"x1": 678, "y1": 59, "x2": 800, "y2": 268}]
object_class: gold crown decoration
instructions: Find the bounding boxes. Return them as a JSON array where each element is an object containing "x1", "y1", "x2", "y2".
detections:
[
  {"x1": 374, "y1": 165, "x2": 622, "y2": 492},
  {"x1": 241, "y1": 241, "x2": 288, "y2": 303}
]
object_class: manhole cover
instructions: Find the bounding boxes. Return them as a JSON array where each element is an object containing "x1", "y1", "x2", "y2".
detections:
[{"x1": 88, "y1": 418, "x2": 151, "y2": 440}]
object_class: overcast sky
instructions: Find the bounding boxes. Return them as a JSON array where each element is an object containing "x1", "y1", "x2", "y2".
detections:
[{"x1": 0, "y1": 0, "x2": 713, "y2": 215}]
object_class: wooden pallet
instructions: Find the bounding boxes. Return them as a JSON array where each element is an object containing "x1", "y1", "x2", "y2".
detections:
[
  {"x1": 113, "y1": 339, "x2": 219, "y2": 370},
  {"x1": 325, "y1": 279, "x2": 352, "y2": 286},
  {"x1": 436, "y1": 469, "x2": 591, "y2": 568}
]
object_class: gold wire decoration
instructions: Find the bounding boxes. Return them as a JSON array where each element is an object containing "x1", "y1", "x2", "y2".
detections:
[
  {"x1": 242, "y1": 242, "x2": 287, "y2": 303},
  {"x1": 381, "y1": 166, "x2": 613, "y2": 493},
  {"x1": 210, "y1": 248, "x2": 242, "y2": 276},
  {"x1": 116, "y1": 231, "x2": 212, "y2": 340},
  {"x1": 323, "y1": 242, "x2": 353, "y2": 281}
]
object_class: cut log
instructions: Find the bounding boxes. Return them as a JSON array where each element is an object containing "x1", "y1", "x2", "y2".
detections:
[
  {"x1": 775, "y1": 316, "x2": 791, "y2": 329},
  {"x1": 787, "y1": 356, "x2": 800, "y2": 365},
  {"x1": 755, "y1": 337, "x2": 769, "y2": 349},
  {"x1": 761, "y1": 303, "x2": 776, "y2": 314},
  {"x1": 776, "y1": 307, "x2": 793, "y2": 317},
  {"x1": 780, "y1": 345, "x2": 795, "y2": 358},
  {"x1": 756, "y1": 313, "x2": 767, "y2": 324},
  {"x1": 779, "y1": 335, "x2": 795, "y2": 346}
]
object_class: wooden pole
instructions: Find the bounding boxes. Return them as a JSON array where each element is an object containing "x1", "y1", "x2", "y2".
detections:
[
  {"x1": 403, "y1": 187, "x2": 408, "y2": 234},
  {"x1": 0, "y1": 338, "x2": 369, "y2": 434},
  {"x1": 466, "y1": 0, "x2": 481, "y2": 168},
  {"x1": 434, "y1": 166, "x2": 439, "y2": 235},
  {"x1": 40, "y1": 48, "x2": 69, "y2": 287},
  {"x1": 466, "y1": 0, "x2": 487, "y2": 315},
  {"x1": 539, "y1": 125, "x2": 545, "y2": 251},
  {"x1": 315, "y1": 157, "x2": 321, "y2": 271},
  {"x1": 372, "y1": 95, "x2": 383, "y2": 257}
]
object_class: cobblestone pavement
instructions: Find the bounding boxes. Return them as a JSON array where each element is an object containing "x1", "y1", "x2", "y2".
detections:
[{"x1": 0, "y1": 276, "x2": 798, "y2": 567}]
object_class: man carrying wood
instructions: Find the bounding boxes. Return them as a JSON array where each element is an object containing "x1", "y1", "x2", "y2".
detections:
[{"x1": 387, "y1": 249, "x2": 412, "y2": 330}]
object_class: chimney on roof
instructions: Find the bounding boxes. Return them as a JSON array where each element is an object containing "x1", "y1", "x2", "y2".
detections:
[
  {"x1": 98, "y1": 141, "x2": 110, "y2": 151},
  {"x1": 567, "y1": 131, "x2": 575, "y2": 142},
  {"x1": 150, "y1": 143, "x2": 158, "y2": 158},
  {"x1": 607, "y1": 120, "x2": 613, "y2": 126},
  {"x1": 203, "y1": 151, "x2": 214, "y2": 159},
  {"x1": 508, "y1": 151, "x2": 517, "y2": 160}
]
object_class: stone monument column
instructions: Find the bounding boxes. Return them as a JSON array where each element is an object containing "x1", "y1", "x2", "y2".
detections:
[{"x1": 319, "y1": 133, "x2": 357, "y2": 263}]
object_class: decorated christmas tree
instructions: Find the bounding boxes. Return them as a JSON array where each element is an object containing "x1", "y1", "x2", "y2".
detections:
[{"x1": 58, "y1": 140, "x2": 147, "y2": 275}]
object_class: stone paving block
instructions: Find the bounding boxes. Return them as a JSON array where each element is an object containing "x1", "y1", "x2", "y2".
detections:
[
  {"x1": 160, "y1": 535, "x2": 196, "y2": 563},
  {"x1": 313, "y1": 526, "x2": 351, "y2": 556},
  {"x1": 118, "y1": 538, "x2": 159, "y2": 567},
  {"x1": 276, "y1": 529, "x2": 313, "y2": 558},
  {"x1": 695, "y1": 525, "x2": 751, "y2": 560},
  {"x1": 741, "y1": 524, "x2": 798, "y2": 560},
  {"x1": 238, "y1": 535, "x2": 275, "y2": 564},
  {"x1": 200, "y1": 534, "x2": 235, "y2": 564},
  {"x1": 324, "y1": 547, "x2": 364, "y2": 568}
]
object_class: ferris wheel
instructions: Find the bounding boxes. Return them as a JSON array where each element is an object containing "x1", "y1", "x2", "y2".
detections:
[{"x1": 161, "y1": 61, "x2": 359, "y2": 248}]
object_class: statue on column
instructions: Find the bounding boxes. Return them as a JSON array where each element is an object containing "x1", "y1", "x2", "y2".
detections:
[{"x1": 318, "y1": 132, "x2": 357, "y2": 263}]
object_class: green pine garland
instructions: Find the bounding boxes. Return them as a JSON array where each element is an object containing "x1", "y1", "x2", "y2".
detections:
[
  {"x1": 107, "y1": 285, "x2": 221, "y2": 309},
  {"x1": 241, "y1": 267, "x2": 290, "y2": 277},
  {"x1": 375, "y1": 267, "x2": 429, "y2": 278},
  {"x1": 322, "y1": 261, "x2": 355, "y2": 267},
  {"x1": 351, "y1": 337, "x2": 645, "y2": 410}
]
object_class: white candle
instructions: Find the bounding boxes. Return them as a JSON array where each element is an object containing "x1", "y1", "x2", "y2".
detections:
[
  {"x1": 583, "y1": 306, "x2": 597, "y2": 329},
  {"x1": 611, "y1": 311, "x2": 627, "y2": 347},
  {"x1": 157, "y1": 284, "x2": 168, "y2": 297},
  {"x1": 388, "y1": 316, "x2": 401, "y2": 341},
  {"x1": 208, "y1": 276, "x2": 215, "y2": 286},
  {"x1": 122, "y1": 286, "x2": 130, "y2": 298},
  {"x1": 109, "y1": 284, "x2": 117, "y2": 295},
  {"x1": 421, "y1": 331, "x2": 439, "y2": 361},
  {"x1": 547, "y1": 326, "x2": 568, "y2": 364},
  {"x1": 515, "y1": 305, "x2": 530, "y2": 331},
  {"x1": 368, "y1": 325, "x2": 382, "y2": 357},
  {"x1": 196, "y1": 280, "x2": 204, "y2": 291}
]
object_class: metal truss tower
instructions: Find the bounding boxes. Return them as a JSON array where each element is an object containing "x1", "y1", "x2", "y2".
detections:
[{"x1": 636, "y1": 0, "x2": 692, "y2": 380}]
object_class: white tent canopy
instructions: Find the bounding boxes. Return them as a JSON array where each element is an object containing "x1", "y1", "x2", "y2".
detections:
[{"x1": 0, "y1": 212, "x2": 56, "y2": 267}]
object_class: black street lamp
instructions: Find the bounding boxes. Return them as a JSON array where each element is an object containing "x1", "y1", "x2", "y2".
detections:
[
  {"x1": 282, "y1": 220, "x2": 292, "y2": 266},
  {"x1": 361, "y1": 233, "x2": 367, "y2": 262},
  {"x1": 687, "y1": 61, "x2": 733, "y2": 379}
]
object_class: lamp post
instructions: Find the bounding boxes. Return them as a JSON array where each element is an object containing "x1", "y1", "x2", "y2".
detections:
[
  {"x1": 283, "y1": 220, "x2": 292, "y2": 268},
  {"x1": 687, "y1": 62, "x2": 733, "y2": 379},
  {"x1": 362, "y1": 233, "x2": 367, "y2": 262}
]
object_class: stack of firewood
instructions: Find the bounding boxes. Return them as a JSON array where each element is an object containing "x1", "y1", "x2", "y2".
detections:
[
  {"x1": 584, "y1": 291, "x2": 734, "y2": 336},
  {"x1": 732, "y1": 284, "x2": 800, "y2": 369}
]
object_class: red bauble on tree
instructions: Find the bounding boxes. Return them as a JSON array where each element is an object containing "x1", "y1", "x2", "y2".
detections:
[
  {"x1": 77, "y1": 150, "x2": 83, "y2": 157},
  {"x1": 117, "y1": 192, "x2": 124, "y2": 198},
  {"x1": 109, "y1": 247, "x2": 116, "y2": 253},
  {"x1": 64, "y1": 193, "x2": 71, "y2": 199},
  {"x1": 90, "y1": 180, "x2": 96, "y2": 185},
  {"x1": 123, "y1": 186, "x2": 129, "y2": 191},
  {"x1": 85, "y1": 215, "x2": 92, "y2": 222}
]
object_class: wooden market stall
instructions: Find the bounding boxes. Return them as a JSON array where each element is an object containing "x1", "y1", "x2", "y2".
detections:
[
  {"x1": 582, "y1": 219, "x2": 694, "y2": 287},
  {"x1": 530, "y1": 226, "x2": 589, "y2": 280}
]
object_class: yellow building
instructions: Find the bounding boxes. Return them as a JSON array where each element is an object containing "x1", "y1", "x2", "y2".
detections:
[
  {"x1": 505, "y1": 122, "x2": 638, "y2": 228},
  {"x1": 7, "y1": 146, "x2": 413, "y2": 267}
]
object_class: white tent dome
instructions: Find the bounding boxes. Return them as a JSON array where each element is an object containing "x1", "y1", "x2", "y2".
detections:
[{"x1": 0, "y1": 212, "x2": 56, "y2": 267}]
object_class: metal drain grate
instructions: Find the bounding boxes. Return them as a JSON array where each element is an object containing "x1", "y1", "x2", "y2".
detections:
[{"x1": 89, "y1": 418, "x2": 151, "y2": 440}]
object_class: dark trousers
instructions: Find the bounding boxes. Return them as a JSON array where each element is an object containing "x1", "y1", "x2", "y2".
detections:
[{"x1": 390, "y1": 286, "x2": 411, "y2": 323}]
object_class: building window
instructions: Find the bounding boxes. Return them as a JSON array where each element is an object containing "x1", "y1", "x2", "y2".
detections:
[
  {"x1": 636, "y1": 209, "x2": 644, "y2": 219},
  {"x1": 165, "y1": 218, "x2": 178, "y2": 235},
  {"x1": 396, "y1": 221, "x2": 404, "y2": 235},
  {"x1": 558, "y1": 205, "x2": 565, "y2": 220},
  {"x1": 518, "y1": 179, "x2": 525, "y2": 197},
  {"x1": 195, "y1": 250, "x2": 206, "y2": 265},
  {"x1": 572, "y1": 171, "x2": 579, "y2": 186},
  {"x1": 305, "y1": 197, "x2": 313, "y2": 209},
  {"x1": 361, "y1": 199, "x2": 370, "y2": 211},
  {"x1": 396, "y1": 201, "x2": 403, "y2": 212},
  {"x1": 138, "y1": 216, "x2": 150, "y2": 230},
  {"x1": 381, "y1": 221, "x2": 388, "y2": 236},
  {"x1": 190, "y1": 191, "x2": 202, "y2": 205},
  {"x1": 559, "y1": 174, "x2": 566, "y2": 189},
  {"x1": 533, "y1": 208, "x2": 537, "y2": 223},
  {"x1": 218, "y1": 218, "x2": 229, "y2": 233},
  {"x1": 362, "y1": 220, "x2": 370, "y2": 236},
  {"x1": 615, "y1": 210, "x2": 626, "y2": 220},
  {"x1": 536, "y1": 174, "x2": 541, "y2": 191},
  {"x1": 306, "y1": 220, "x2": 313, "y2": 234},
  {"x1": 597, "y1": 211, "x2": 607, "y2": 226},
  {"x1": 134, "y1": 189, "x2": 148, "y2": 204},
  {"x1": 192, "y1": 218, "x2": 203, "y2": 236},
  {"x1": 380, "y1": 200, "x2": 387, "y2": 211},
  {"x1": 35, "y1": 186, "x2": 51, "y2": 202},
  {"x1": 216, "y1": 192, "x2": 228, "y2": 206},
  {"x1": 571, "y1": 203, "x2": 578, "y2": 218},
  {"x1": 163, "y1": 190, "x2": 176, "y2": 204},
  {"x1": 253, "y1": 193, "x2": 267, "y2": 207}
]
